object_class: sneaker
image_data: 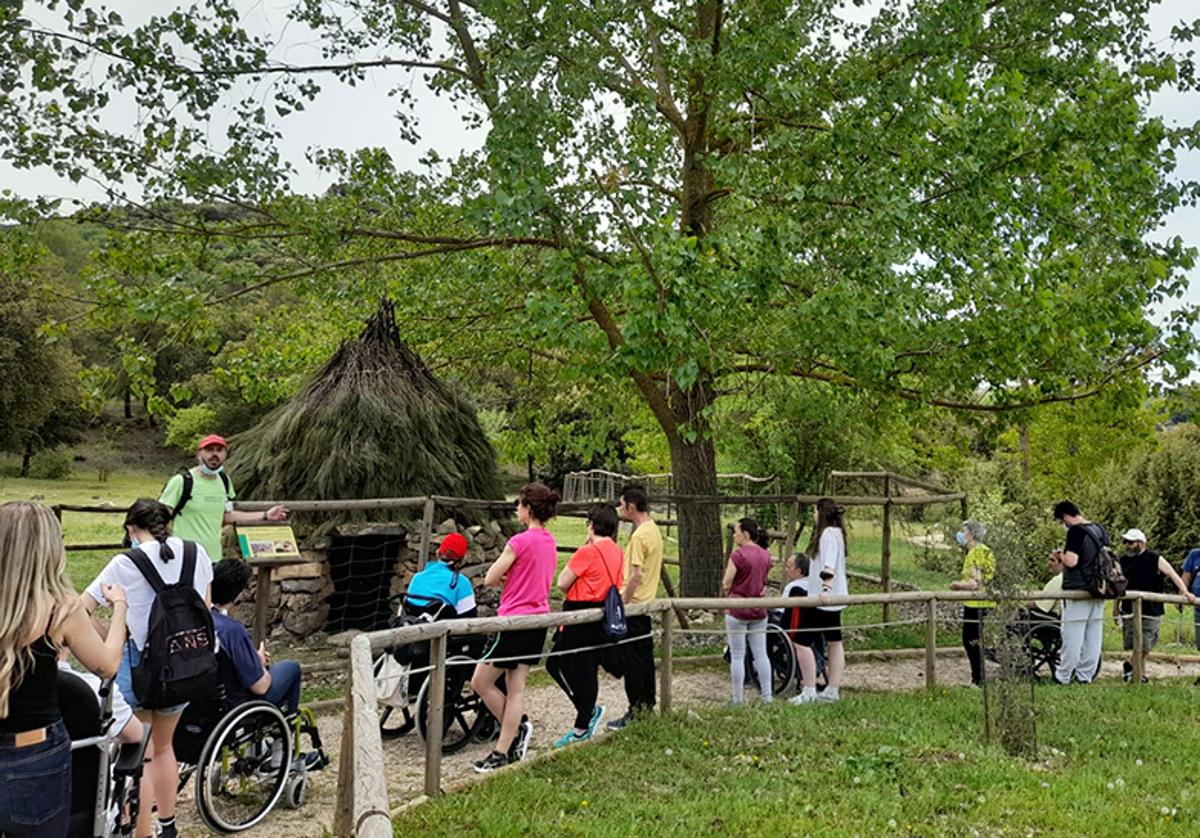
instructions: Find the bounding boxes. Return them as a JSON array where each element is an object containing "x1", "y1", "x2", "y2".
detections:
[
  {"x1": 584, "y1": 705, "x2": 605, "y2": 738},
  {"x1": 606, "y1": 710, "x2": 633, "y2": 731},
  {"x1": 473, "y1": 750, "x2": 509, "y2": 774},
  {"x1": 553, "y1": 730, "x2": 588, "y2": 749},
  {"x1": 788, "y1": 690, "x2": 817, "y2": 705},
  {"x1": 508, "y1": 716, "x2": 533, "y2": 762},
  {"x1": 157, "y1": 821, "x2": 178, "y2": 838},
  {"x1": 302, "y1": 750, "x2": 328, "y2": 771},
  {"x1": 814, "y1": 686, "x2": 840, "y2": 703},
  {"x1": 1122, "y1": 661, "x2": 1133, "y2": 683}
]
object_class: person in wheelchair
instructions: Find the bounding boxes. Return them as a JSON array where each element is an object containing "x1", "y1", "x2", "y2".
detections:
[
  {"x1": 404, "y1": 533, "x2": 478, "y2": 620},
  {"x1": 781, "y1": 553, "x2": 828, "y2": 703},
  {"x1": 208, "y1": 559, "x2": 322, "y2": 767},
  {"x1": 59, "y1": 667, "x2": 151, "y2": 838}
]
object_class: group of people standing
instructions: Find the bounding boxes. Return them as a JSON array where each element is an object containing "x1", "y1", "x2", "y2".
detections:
[{"x1": 462, "y1": 483, "x2": 663, "y2": 773}]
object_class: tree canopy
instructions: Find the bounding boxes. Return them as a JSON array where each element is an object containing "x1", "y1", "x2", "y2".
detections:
[{"x1": 2, "y1": 1, "x2": 1197, "y2": 593}]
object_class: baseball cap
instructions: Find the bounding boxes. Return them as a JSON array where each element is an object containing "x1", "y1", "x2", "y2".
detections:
[
  {"x1": 438, "y1": 532, "x2": 468, "y2": 560},
  {"x1": 198, "y1": 434, "x2": 228, "y2": 450},
  {"x1": 1121, "y1": 528, "x2": 1147, "y2": 543}
]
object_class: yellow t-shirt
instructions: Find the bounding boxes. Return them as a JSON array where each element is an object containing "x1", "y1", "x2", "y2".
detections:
[
  {"x1": 625, "y1": 520, "x2": 664, "y2": 604},
  {"x1": 961, "y1": 543, "x2": 996, "y2": 608}
]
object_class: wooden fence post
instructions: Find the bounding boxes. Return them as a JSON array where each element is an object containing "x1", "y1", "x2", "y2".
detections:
[
  {"x1": 925, "y1": 596, "x2": 937, "y2": 690},
  {"x1": 334, "y1": 635, "x2": 391, "y2": 837},
  {"x1": 1131, "y1": 596, "x2": 1144, "y2": 685},
  {"x1": 424, "y1": 632, "x2": 447, "y2": 797},
  {"x1": 253, "y1": 564, "x2": 273, "y2": 646},
  {"x1": 783, "y1": 499, "x2": 799, "y2": 563},
  {"x1": 881, "y1": 476, "x2": 892, "y2": 626},
  {"x1": 660, "y1": 604, "x2": 674, "y2": 714},
  {"x1": 417, "y1": 497, "x2": 436, "y2": 571}
]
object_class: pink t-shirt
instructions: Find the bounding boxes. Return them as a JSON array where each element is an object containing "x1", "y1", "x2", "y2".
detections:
[
  {"x1": 498, "y1": 527, "x2": 558, "y2": 616},
  {"x1": 727, "y1": 544, "x2": 773, "y2": 621}
]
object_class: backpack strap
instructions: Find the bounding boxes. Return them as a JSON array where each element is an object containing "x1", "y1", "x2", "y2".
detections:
[
  {"x1": 170, "y1": 467, "x2": 195, "y2": 519},
  {"x1": 179, "y1": 540, "x2": 198, "y2": 587},
  {"x1": 219, "y1": 471, "x2": 233, "y2": 500},
  {"x1": 124, "y1": 547, "x2": 166, "y2": 594}
]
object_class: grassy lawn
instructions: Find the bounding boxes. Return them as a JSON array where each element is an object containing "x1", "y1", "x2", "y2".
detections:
[
  {"x1": 0, "y1": 468, "x2": 167, "y2": 589},
  {"x1": 394, "y1": 682, "x2": 1199, "y2": 836}
]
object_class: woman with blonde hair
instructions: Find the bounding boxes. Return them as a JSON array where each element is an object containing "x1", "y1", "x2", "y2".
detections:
[{"x1": 0, "y1": 501, "x2": 128, "y2": 838}]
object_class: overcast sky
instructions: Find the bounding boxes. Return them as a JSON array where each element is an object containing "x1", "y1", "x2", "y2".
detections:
[{"x1": 4, "y1": 0, "x2": 1198, "y2": 315}]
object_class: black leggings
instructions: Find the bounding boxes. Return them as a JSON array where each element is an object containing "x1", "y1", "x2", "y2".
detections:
[
  {"x1": 962, "y1": 606, "x2": 989, "y2": 685},
  {"x1": 546, "y1": 601, "x2": 606, "y2": 730}
]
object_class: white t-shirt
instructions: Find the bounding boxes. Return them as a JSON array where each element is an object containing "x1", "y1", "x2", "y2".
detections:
[
  {"x1": 85, "y1": 537, "x2": 214, "y2": 651},
  {"x1": 57, "y1": 661, "x2": 134, "y2": 737},
  {"x1": 805, "y1": 528, "x2": 848, "y2": 612}
]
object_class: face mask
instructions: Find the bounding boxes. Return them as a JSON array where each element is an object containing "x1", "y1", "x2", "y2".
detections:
[
  {"x1": 199, "y1": 463, "x2": 224, "y2": 477},
  {"x1": 955, "y1": 531, "x2": 967, "y2": 546},
  {"x1": 130, "y1": 536, "x2": 141, "y2": 548}
]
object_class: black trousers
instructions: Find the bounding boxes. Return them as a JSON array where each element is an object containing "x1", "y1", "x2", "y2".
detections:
[
  {"x1": 963, "y1": 606, "x2": 989, "y2": 685},
  {"x1": 546, "y1": 601, "x2": 606, "y2": 730},
  {"x1": 602, "y1": 614, "x2": 656, "y2": 713}
]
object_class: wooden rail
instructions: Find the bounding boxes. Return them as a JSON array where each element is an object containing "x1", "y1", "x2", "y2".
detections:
[{"x1": 333, "y1": 587, "x2": 1193, "y2": 830}]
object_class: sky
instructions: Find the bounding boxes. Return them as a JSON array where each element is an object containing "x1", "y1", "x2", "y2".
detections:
[{"x1": 3, "y1": 0, "x2": 1198, "y2": 314}]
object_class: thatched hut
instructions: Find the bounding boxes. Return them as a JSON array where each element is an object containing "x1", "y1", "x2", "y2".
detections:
[{"x1": 232, "y1": 300, "x2": 504, "y2": 635}]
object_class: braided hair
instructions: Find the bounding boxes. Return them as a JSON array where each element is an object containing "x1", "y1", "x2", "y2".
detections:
[{"x1": 124, "y1": 498, "x2": 176, "y2": 562}]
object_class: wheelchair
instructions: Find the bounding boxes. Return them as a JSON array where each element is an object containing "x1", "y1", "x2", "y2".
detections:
[
  {"x1": 1006, "y1": 607, "x2": 1062, "y2": 679},
  {"x1": 374, "y1": 593, "x2": 499, "y2": 753},
  {"x1": 61, "y1": 670, "x2": 151, "y2": 838},
  {"x1": 173, "y1": 668, "x2": 329, "y2": 833},
  {"x1": 723, "y1": 609, "x2": 828, "y2": 697}
]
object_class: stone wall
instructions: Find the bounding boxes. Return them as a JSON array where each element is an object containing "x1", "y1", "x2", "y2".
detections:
[{"x1": 237, "y1": 516, "x2": 521, "y2": 641}]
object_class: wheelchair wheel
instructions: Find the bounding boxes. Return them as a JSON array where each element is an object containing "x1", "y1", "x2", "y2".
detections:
[
  {"x1": 282, "y1": 767, "x2": 309, "y2": 810},
  {"x1": 374, "y1": 651, "x2": 416, "y2": 738},
  {"x1": 194, "y1": 701, "x2": 292, "y2": 833},
  {"x1": 748, "y1": 623, "x2": 798, "y2": 698},
  {"x1": 416, "y1": 655, "x2": 491, "y2": 754}
]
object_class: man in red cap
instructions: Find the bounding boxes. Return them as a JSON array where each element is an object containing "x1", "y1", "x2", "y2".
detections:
[
  {"x1": 158, "y1": 434, "x2": 288, "y2": 561},
  {"x1": 403, "y1": 533, "x2": 477, "y2": 617}
]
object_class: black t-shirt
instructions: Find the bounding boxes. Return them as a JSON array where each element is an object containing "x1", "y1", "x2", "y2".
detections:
[
  {"x1": 1119, "y1": 550, "x2": 1164, "y2": 616},
  {"x1": 1062, "y1": 523, "x2": 1108, "y2": 591}
]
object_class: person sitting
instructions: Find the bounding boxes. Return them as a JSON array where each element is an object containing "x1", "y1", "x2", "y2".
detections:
[
  {"x1": 58, "y1": 651, "x2": 144, "y2": 747},
  {"x1": 405, "y1": 533, "x2": 478, "y2": 618},
  {"x1": 209, "y1": 559, "x2": 304, "y2": 716},
  {"x1": 1029, "y1": 550, "x2": 1065, "y2": 617}
]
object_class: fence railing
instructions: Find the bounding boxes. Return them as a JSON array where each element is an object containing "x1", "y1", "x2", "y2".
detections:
[{"x1": 332, "y1": 587, "x2": 1194, "y2": 836}]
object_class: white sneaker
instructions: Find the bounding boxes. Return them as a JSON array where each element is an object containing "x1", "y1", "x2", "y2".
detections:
[
  {"x1": 788, "y1": 690, "x2": 818, "y2": 705},
  {"x1": 815, "y1": 688, "x2": 839, "y2": 703}
]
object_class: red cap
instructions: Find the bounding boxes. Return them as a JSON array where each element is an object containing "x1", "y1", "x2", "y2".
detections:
[
  {"x1": 438, "y1": 532, "x2": 469, "y2": 560},
  {"x1": 197, "y1": 434, "x2": 228, "y2": 451}
]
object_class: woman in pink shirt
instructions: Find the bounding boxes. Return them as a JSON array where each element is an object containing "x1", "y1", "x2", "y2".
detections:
[
  {"x1": 722, "y1": 517, "x2": 774, "y2": 705},
  {"x1": 470, "y1": 483, "x2": 559, "y2": 773}
]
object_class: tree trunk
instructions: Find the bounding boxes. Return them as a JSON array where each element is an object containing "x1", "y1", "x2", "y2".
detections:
[
  {"x1": 20, "y1": 440, "x2": 33, "y2": 478},
  {"x1": 124, "y1": 385, "x2": 132, "y2": 419},
  {"x1": 669, "y1": 432, "x2": 724, "y2": 596}
]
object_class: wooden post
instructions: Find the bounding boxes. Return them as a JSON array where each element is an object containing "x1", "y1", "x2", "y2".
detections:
[
  {"x1": 1132, "y1": 596, "x2": 1144, "y2": 685},
  {"x1": 333, "y1": 635, "x2": 391, "y2": 837},
  {"x1": 253, "y1": 565, "x2": 273, "y2": 646},
  {"x1": 659, "y1": 605, "x2": 674, "y2": 714},
  {"x1": 783, "y1": 499, "x2": 799, "y2": 565},
  {"x1": 925, "y1": 596, "x2": 937, "y2": 691},
  {"x1": 424, "y1": 632, "x2": 447, "y2": 797},
  {"x1": 417, "y1": 497, "x2": 436, "y2": 571},
  {"x1": 657, "y1": 568, "x2": 691, "y2": 630},
  {"x1": 881, "y1": 476, "x2": 893, "y2": 626},
  {"x1": 52, "y1": 505, "x2": 62, "y2": 522}
]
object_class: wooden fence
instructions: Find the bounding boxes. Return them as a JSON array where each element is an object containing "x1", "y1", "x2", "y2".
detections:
[{"x1": 332, "y1": 587, "x2": 1191, "y2": 836}]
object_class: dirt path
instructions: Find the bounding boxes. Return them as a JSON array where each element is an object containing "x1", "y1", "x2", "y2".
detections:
[{"x1": 177, "y1": 654, "x2": 1199, "y2": 837}]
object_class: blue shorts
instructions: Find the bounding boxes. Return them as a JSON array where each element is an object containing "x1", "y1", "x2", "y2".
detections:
[{"x1": 117, "y1": 643, "x2": 187, "y2": 716}]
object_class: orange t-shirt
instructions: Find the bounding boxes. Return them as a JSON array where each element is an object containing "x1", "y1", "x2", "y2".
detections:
[{"x1": 565, "y1": 539, "x2": 625, "y2": 603}]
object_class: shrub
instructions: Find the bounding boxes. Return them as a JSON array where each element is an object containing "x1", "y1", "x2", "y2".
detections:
[
  {"x1": 28, "y1": 446, "x2": 73, "y2": 480},
  {"x1": 165, "y1": 404, "x2": 219, "y2": 453}
]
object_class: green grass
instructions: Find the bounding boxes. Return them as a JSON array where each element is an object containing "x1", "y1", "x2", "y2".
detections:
[
  {"x1": 0, "y1": 468, "x2": 167, "y2": 589},
  {"x1": 394, "y1": 682, "x2": 1199, "y2": 836}
]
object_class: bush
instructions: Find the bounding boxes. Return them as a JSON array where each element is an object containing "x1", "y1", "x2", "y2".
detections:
[
  {"x1": 28, "y1": 446, "x2": 73, "y2": 480},
  {"x1": 165, "y1": 404, "x2": 219, "y2": 453}
]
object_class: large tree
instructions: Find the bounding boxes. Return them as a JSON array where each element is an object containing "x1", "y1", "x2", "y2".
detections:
[{"x1": 2, "y1": 1, "x2": 1196, "y2": 593}]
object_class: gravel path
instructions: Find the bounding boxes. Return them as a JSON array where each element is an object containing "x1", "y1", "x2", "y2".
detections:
[{"x1": 176, "y1": 654, "x2": 1199, "y2": 837}]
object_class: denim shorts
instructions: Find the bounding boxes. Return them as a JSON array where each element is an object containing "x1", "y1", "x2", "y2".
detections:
[
  {"x1": 0, "y1": 719, "x2": 71, "y2": 837},
  {"x1": 117, "y1": 643, "x2": 187, "y2": 716}
]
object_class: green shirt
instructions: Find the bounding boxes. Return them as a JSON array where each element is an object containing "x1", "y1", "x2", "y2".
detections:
[
  {"x1": 159, "y1": 467, "x2": 236, "y2": 562},
  {"x1": 960, "y1": 543, "x2": 996, "y2": 609}
]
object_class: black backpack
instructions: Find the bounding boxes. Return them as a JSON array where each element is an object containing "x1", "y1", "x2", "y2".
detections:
[
  {"x1": 1080, "y1": 525, "x2": 1128, "y2": 600},
  {"x1": 599, "y1": 549, "x2": 628, "y2": 640},
  {"x1": 125, "y1": 541, "x2": 218, "y2": 709},
  {"x1": 167, "y1": 467, "x2": 232, "y2": 519}
]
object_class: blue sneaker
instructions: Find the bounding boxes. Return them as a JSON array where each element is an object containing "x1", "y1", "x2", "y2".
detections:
[
  {"x1": 553, "y1": 729, "x2": 587, "y2": 749},
  {"x1": 585, "y1": 705, "x2": 605, "y2": 738}
]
